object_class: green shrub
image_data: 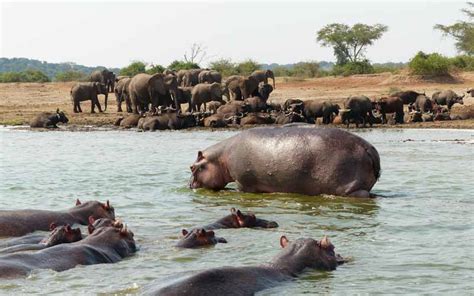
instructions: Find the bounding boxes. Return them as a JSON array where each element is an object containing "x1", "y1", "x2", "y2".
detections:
[
  {"x1": 0, "y1": 70, "x2": 50, "y2": 83},
  {"x1": 291, "y1": 61, "x2": 320, "y2": 78},
  {"x1": 408, "y1": 51, "x2": 450, "y2": 76},
  {"x1": 54, "y1": 71, "x2": 87, "y2": 82},
  {"x1": 146, "y1": 64, "x2": 165, "y2": 74},
  {"x1": 332, "y1": 60, "x2": 374, "y2": 76},
  {"x1": 449, "y1": 55, "x2": 474, "y2": 71},
  {"x1": 119, "y1": 61, "x2": 146, "y2": 76},
  {"x1": 168, "y1": 60, "x2": 200, "y2": 71},
  {"x1": 209, "y1": 59, "x2": 238, "y2": 77},
  {"x1": 272, "y1": 66, "x2": 292, "y2": 77},
  {"x1": 235, "y1": 59, "x2": 260, "y2": 76}
]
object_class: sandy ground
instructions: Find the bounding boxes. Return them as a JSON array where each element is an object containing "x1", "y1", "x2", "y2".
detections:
[{"x1": 0, "y1": 72, "x2": 473, "y2": 129}]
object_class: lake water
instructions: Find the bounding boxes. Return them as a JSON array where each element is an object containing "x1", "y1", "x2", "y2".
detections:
[{"x1": 0, "y1": 127, "x2": 473, "y2": 295}]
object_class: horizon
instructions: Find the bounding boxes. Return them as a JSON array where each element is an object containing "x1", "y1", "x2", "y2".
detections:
[{"x1": 0, "y1": 1, "x2": 467, "y2": 68}]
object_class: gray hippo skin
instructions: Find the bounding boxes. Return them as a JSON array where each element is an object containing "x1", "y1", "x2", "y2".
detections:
[
  {"x1": 189, "y1": 124, "x2": 380, "y2": 197},
  {"x1": 154, "y1": 235, "x2": 343, "y2": 296}
]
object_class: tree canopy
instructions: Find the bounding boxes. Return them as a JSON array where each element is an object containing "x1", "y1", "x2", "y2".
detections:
[
  {"x1": 317, "y1": 23, "x2": 388, "y2": 65},
  {"x1": 435, "y1": 2, "x2": 474, "y2": 55}
]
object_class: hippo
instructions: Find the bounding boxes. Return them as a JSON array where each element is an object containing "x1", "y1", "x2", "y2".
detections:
[
  {"x1": 154, "y1": 235, "x2": 344, "y2": 295},
  {"x1": 0, "y1": 224, "x2": 82, "y2": 254},
  {"x1": 203, "y1": 208, "x2": 278, "y2": 230},
  {"x1": 30, "y1": 109, "x2": 69, "y2": 128},
  {"x1": 189, "y1": 125, "x2": 380, "y2": 198},
  {"x1": 87, "y1": 216, "x2": 123, "y2": 234},
  {"x1": 0, "y1": 199, "x2": 115, "y2": 237},
  {"x1": 0, "y1": 225, "x2": 136, "y2": 279},
  {"x1": 175, "y1": 228, "x2": 227, "y2": 248}
]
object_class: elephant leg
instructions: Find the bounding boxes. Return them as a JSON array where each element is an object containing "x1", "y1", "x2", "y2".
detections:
[
  {"x1": 117, "y1": 99, "x2": 123, "y2": 112},
  {"x1": 96, "y1": 98, "x2": 103, "y2": 113}
]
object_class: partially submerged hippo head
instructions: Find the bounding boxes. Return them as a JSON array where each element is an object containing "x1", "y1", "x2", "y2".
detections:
[
  {"x1": 74, "y1": 199, "x2": 115, "y2": 222},
  {"x1": 41, "y1": 224, "x2": 82, "y2": 247},
  {"x1": 275, "y1": 235, "x2": 344, "y2": 272},
  {"x1": 89, "y1": 225, "x2": 136, "y2": 255},
  {"x1": 226, "y1": 208, "x2": 278, "y2": 228},
  {"x1": 189, "y1": 151, "x2": 231, "y2": 190},
  {"x1": 87, "y1": 216, "x2": 123, "y2": 234},
  {"x1": 176, "y1": 228, "x2": 227, "y2": 248}
]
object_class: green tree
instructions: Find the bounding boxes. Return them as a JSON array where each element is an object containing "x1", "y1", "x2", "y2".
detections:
[
  {"x1": 54, "y1": 71, "x2": 87, "y2": 82},
  {"x1": 119, "y1": 61, "x2": 146, "y2": 76},
  {"x1": 168, "y1": 60, "x2": 200, "y2": 71},
  {"x1": 408, "y1": 51, "x2": 451, "y2": 76},
  {"x1": 209, "y1": 58, "x2": 238, "y2": 76},
  {"x1": 435, "y1": 2, "x2": 474, "y2": 55},
  {"x1": 146, "y1": 64, "x2": 165, "y2": 74},
  {"x1": 291, "y1": 61, "x2": 320, "y2": 78},
  {"x1": 235, "y1": 59, "x2": 260, "y2": 75},
  {"x1": 0, "y1": 70, "x2": 50, "y2": 83},
  {"x1": 317, "y1": 23, "x2": 388, "y2": 65}
]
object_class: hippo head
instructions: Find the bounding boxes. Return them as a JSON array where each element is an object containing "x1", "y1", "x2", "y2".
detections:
[
  {"x1": 228, "y1": 208, "x2": 278, "y2": 228},
  {"x1": 189, "y1": 151, "x2": 230, "y2": 190},
  {"x1": 176, "y1": 228, "x2": 227, "y2": 248},
  {"x1": 90, "y1": 225, "x2": 136, "y2": 255},
  {"x1": 87, "y1": 216, "x2": 123, "y2": 234},
  {"x1": 42, "y1": 224, "x2": 82, "y2": 247},
  {"x1": 73, "y1": 199, "x2": 115, "y2": 222},
  {"x1": 276, "y1": 235, "x2": 344, "y2": 272}
]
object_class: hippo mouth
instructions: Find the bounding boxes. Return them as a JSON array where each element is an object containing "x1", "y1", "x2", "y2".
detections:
[
  {"x1": 336, "y1": 253, "x2": 346, "y2": 265},
  {"x1": 188, "y1": 174, "x2": 199, "y2": 189}
]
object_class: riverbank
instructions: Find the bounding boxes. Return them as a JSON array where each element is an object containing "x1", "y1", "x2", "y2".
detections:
[{"x1": 1, "y1": 72, "x2": 473, "y2": 129}]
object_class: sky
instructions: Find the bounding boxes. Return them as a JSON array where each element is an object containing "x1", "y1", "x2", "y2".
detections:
[{"x1": 0, "y1": 0, "x2": 468, "y2": 68}]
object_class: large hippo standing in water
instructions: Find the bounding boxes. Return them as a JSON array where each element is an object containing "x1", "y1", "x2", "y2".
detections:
[{"x1": 189, "y1": 124, "x2": 380, "y2": 197}]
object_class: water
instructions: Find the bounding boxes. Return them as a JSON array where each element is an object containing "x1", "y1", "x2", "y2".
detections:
[{"x1": 0, "y1": 127, "x2": 473, "y2": 295}]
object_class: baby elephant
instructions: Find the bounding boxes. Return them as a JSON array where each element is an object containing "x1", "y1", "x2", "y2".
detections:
[
  {"x1": 175, "y1": 228, "x2": 227, "y2": 248},
  {"x1": 70, "y1": 82, "x2": 107, "y2": 113},
  {"x1": 30, "y1": 109, "x2": 69, "y2": 128}
]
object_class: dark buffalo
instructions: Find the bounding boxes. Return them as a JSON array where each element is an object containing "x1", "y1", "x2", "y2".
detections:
[
  {"x1": 30, "y1": 109, "x2": 69, "y2": 128},
  {"x1": 392, "y1": 90, "x2": 425, "y2": 104},
  {"x1": 432, "y1": 90, "x2": 464, "y2": 110},
  {"x1": 240, "y1": 112, "x2": 274, "y2": 125},
  {"x1": 303, "y1": 100, "x2": 340, "y2": 124},
  {"x1": 414, "y1": 95, "x2": 433, "y2": 113},
  {"x1": 375, "y1": 96, "x2": 404, "y2": 124},
  {"x1": 340, "y1": 95, "x2": 374, "y2": 127}
]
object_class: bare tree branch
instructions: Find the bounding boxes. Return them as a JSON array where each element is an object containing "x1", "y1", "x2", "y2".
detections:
[{"x1": 184, "y1": 43, "x2": 207, "y2": 64}]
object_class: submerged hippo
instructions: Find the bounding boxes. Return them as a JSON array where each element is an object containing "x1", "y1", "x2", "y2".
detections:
[
  {"x1": 155, "y1": 235, "x2": 344, "y2": 295},
  {"x1": 0, "y1": 224, "x2": 82, "y2": 254},
  {"x1": 189, "y1": 124, "x2": 380, "y2": 197},
  {"x1": 203, "y1": 208, "x2": 278, "y2": 230},
  {"x1": 87, "y1": 216, "x2": 123, "y2": 234},
  {"x1": 176, "y1": 228, "x2": 227, "y2": 248},
  {"x1": 0, "y1": 199, "x2": 115, "y2": 237},
  {"x1": 0, "y1": 225, "x2": 136, "y2": 279}
]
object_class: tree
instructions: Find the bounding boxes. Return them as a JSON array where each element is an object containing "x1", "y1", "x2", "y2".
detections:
[
  {"x1": 435, "y1": 2, "x2": 474, "y2": 55},
  {"x1": 119, "y1": 61, "x2": 146, "y2": 76},
  {"x1": 168, "y1": 60, "x2": 200, "y2": 71},
  {"x1": 317, "y1": 23, "x2": 388, "y2": 65},
  {"x1": 184, "y1": 43, "x2": 207, "y2": 64},
  {"x1": 408, "y1": 51, "x2": 451, "y2": 76},
  {"x1": 291, "y1": 61, "x2": 320, "y2": 78},
  {"x1": 235, "y1": 59, "x2": 260, "y2": 75},
  {"x1": 146, "y1": 64, "x2": 165, "y2": 74},
  {"x1": 209, "y1": 58, "x2": 238, "y2": 76},
  {"x1": 54, "y1": 71, "x2": 87, "y2": 82}
]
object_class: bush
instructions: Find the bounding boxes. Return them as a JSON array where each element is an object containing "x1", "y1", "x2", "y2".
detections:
[
  {"x1": 449, "y1": 55, "x2": 474, "y2": 71},
  {"x1": 272, "y1": 66, "x2": 292, "y2": 77},
  {"x1": 146, "y1": 64, "x2": 165, "y2": 75},
  {"x1": 291, "y1": 61, "x2": 320, "y2": 78},
  {"x1": 332, "y1": 60, "x2": 374, "y2": 76},
  {"x1": 119, "y1": 61, "x2": 146, "y2": 76},
  {"x1": 0, "y1": 70, "x2": 50, "y2": 83},
  {"x1": 209, "y1": 59, "x2": 238, "y2": 77},
  {"x1": 235, "y1": 59, "x2": 260, "y2": 75},
  {"x1": 54, "y1": 71, "x2": 87, "y2": 82},
  {"x1": 408, "y1": 52, "x2": 450, "y2": 76},
  {"x1": 168, "y1": 60, "x2": 200, "y2": 71}
]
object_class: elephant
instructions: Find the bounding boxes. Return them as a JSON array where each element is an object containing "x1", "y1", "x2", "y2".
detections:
[
  {"x1": 70, "y1": 82, "x2": 108, "y2": 113},
  {"x1": 90, "y1": 69, "x2": 116, "y2": 94},
  {"x1": 128, "y1": 73, "x2": 168, "y2": 114},
  {"x1": 183, "y1": 69, "x2": 205, "y2": 87},
  {"x1": 198, "y1": 70, "x2": 222, "y2": 84},
  {"x1": 226, "y1": 76, "x2": 259, "y2": 100},
  {"x1": 340, "y1": 95, "x2": 374, "y2": 127},
  {"x1": 391, "y1": 90, "x2": 425, "y2": 105},
  {"x1": 250, "y1": 69, "x2": 275, "y2": 89},
  {"x1": 162, "y1": 69, "x2": 176, "y2": 76},
  {"x1": 161, "y1": 74, "x2": 180, "y2": 110},
  {"x1": 30, "y1": 109, "x2": 69, "y2": 128},
  {"x1": 432, "y1": 90, "x2": 464, "y2": 110},
  {"x1": 176, "y1": 70, "x2": 187, "y2": 86},
  {"x1": 303, "y1": 100, "x2": 340, "y2": 124},
  {"x1": 414, "y1": 95, "x2": 434, "y2": 113},
  {"x1": 374, "y1": 96, "x2": 404, "y2": 124},
  {"x1": 176, "y1": 86, "x2": 193, "y2": 108},
  {"x1": 114, "y1": 77, "x2": 132, "y2": 112},
  {"x1": 189, "y1": 83, "x2": 224, "y2": 112}
]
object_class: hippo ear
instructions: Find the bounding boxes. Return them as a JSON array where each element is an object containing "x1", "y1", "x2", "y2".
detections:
[
  {"x1": 230, "y1": 207, "x2": 237, "y2": 214},
  {"x1": 105, "y1": 200, "x2": 111, "y2": 210},
  {"x1": 197, "y1": 151, "x2": 204, "y2": 161},
  {"x1": 181, "y1": 229, "x2": 188, "y2": 236},
  {"x1": 280, "y1": 236, "x2": 289, "y2": 248},
  {"x1": 320, "y1": 236, "x2": 332, "y2": 249},
  {"x1": 198, "y1": 229, "x2": 206, "y2": 236},
  {"x1": 76, "y1": 199, "x2": 82, "y2": 206},
  {"x1": 49, "y1": 223, "x2": 57, "y2": 231},
  {"x1": 88, "y1": 216, "x2": 95, "y2": 225}
]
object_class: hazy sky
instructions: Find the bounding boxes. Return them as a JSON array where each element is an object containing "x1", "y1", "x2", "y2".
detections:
[{"x1": 0, "y1": 1, "x2": 467, "y2": 68}]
